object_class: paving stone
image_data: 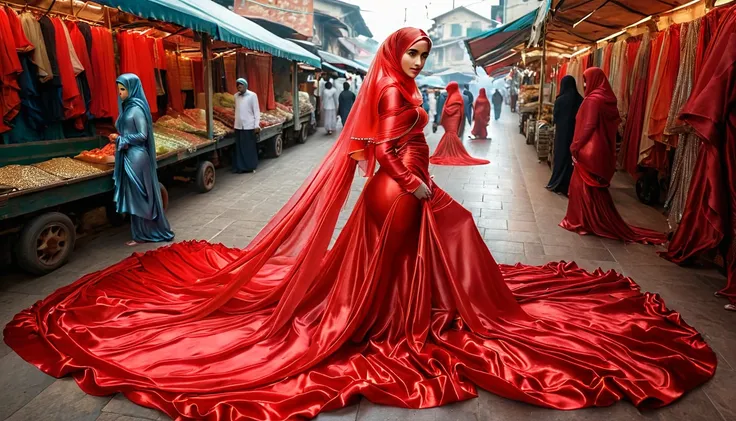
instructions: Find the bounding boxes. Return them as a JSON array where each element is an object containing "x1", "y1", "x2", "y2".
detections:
[
  {"x1": 6, "y1": 378, "x2": 110, "y2": 421},
  {"x1": 0, "y1": 352, "x2": 56, "y2": 420},
  {"x1": 102, "y1": 393, "x2": 166, "y2": 420}
]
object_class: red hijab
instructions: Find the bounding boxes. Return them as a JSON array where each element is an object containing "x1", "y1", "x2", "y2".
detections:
[
  {"x1": 572, "y1": 67, "x2": 621, "y2": 183},
  {"x1": 440, "y1": 81, "x2": 463, "y2": 132},
  {"x1": 349, "y1": 27, "x2": 431, "y2": 176},
  {"x1": 474, "y1": 88, "x2": 490, "y2": 123}
]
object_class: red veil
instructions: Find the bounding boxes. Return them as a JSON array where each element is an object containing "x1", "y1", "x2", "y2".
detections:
[
  {"x1": 471, "y1": 87, "x2": 491, "y2": 139},
  {"x1": 430, "y1": 82, "x2": 490, "y2": 165}
]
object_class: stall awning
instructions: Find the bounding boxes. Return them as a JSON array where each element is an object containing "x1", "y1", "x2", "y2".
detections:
[
  {"x1": 484, "y1": 52, "x2": 522, "y2": 77},
  {"x1": 465, "y1": 7, "x2": 539, "y2": 67},
  {"x1": 95, "y1": 0, "x2": 321, "y2": 67},
  {"x1": 317, "y1": 50, "x2": 370, "y2": 74},
  {"x1": 322, "y1": 62, "x2": 347, "y2": 77}
]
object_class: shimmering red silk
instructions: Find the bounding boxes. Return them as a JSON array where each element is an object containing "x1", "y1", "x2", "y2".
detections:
[
  {"x1": 619, "y1": 37, "x2": 651, "y2": 177},
  {"x1": 471, "y1": 88, "x2": 490, "y2": 139},
  {"x1": 562, "y1": 68, "x2": 666, "y2": 245},
  {"x1": 5, "y1": 28, "x2": 715, "y2": 421},
  {"x1": 0, "y1": 7, "x2": 23, "y2": 132},
  {"x1": 66, "y1": 21, "x2": 96, "y2": 107},
  {"x1": 647, "y1": 25, "x2": 680, "y2": 146},
  {"x1": 165, "y1": 51, "x2": 184, "y2": 113},
  {"x1": 5, "y1": 6, "x2": 32, "y2": 53},
  {"x1": 430, "y1": 82, "x2": 490, "y2": 166},
  {"x1": 661, "y1": 5, "x2": 736, "y2": 304},
  {"x1": 51, "y1": 18, "x2": 85, "y2": 121},
  {"x1": 117, "y1": 31, "x2": 158, "y2": 114},
  {"x1": 88, "y1": 28, "x2": 118, "y2": 120}
]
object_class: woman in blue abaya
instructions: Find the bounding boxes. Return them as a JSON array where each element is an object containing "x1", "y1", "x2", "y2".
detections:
[{"x1": 110, "y1": 73, "x2": 174, "y2": 246}]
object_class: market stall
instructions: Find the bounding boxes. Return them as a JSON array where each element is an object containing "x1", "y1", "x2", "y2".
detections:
[{"x1": 0, "y1": 0, "x2": 320, "y2": 274}]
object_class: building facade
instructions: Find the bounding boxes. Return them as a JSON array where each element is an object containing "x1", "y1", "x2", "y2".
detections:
[
  {"x1": 426, "y1": 6, "x2": 493, "y2": 72},
  {"x1": 505, "y1": 0, "x2": 544, "y2": 23}
]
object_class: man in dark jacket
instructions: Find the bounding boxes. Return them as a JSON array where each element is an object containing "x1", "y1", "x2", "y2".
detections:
[
  {"x1": 337, "y1": 82, "x2": 356, "y2": 127},
  {"x1": 463, "y1": 84, "x2": 474, "y2": 124},
  {"x1": 433, "y1": 89, "x2": 447, "y2": 133}
]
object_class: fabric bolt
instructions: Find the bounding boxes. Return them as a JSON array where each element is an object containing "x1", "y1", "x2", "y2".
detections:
[
  {"x1": 0, "y1": 7, "x2": 23, "y2": 132},
  {"x1": 561, "y1": 67, "x2": 666, "y2": 245},
  {"x1": 3, "y1": 29, "x2": 716, "y2": 421},
  {"x1": 638, "y1": 31, "x2": 667, "y2": 164},
  {"x1": 430, "y1": 82, "x2": 489, "y2": 166},
  {"x1": 666, "y1": 20, "x2": 699, "y2": 136},
  {"x1": 648, "y1": 24, "x2": 681, "y2": 146},
  {"x1": 547, "y1": 75, "x2": 583, "y2": 195},
  {"x1": 19, "y1": 12, "x2": 52, "y2": 82},
  {"x1": 117, "y1": 31, "x2": 158, "y2": 114},
  {"x1": 662, "y1": 5, "x2": 736, "y2": 305},
  {"x1": 112, "y1": 73, "x2": 174, "y2": 243},
  {"x1": 471, "y1": 88, "x2": 490, "y2": 139},
  {"x1": 618, "y1": 33, "x2": 651, "y2": 177}
]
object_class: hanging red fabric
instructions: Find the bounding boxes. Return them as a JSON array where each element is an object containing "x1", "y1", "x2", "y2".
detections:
[
  {"x1": 89, "y1": 27, "x2": 118, "y2": 120},
  {"x1": 117, "y1": 31, "x2": 158, "y2": 114},
  {"x1": 50, "y1": 18, "x2": 85, "y2": 121},
  {"x1": 618, "y1": 36, "x2": 651, "y2": 178},
  {"x1": 66, "y1": 21, "x2": 96, "y2": 106},
  {"x1": 602, "y1": 43, "x2": 613, "y2": 76},
  {"x1": 166, "y1": 51, "x2": 184, "y2": 112},
  {"x1": 244, "y1": 53, "x2": 276, "y2": 110}
]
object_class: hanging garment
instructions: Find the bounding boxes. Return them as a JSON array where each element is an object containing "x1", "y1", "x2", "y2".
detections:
[
  {"x1": 4, "y1": 6, "x2": 33, "y2": 53},
  {"x1": 647, "y1": 24, "x2": 681, "y2": 147},
  {"x1": 37, "y1": 16, "x2": 64, "y2": 124},
  {"x1": 3, "y1": 30, "x2": 715, "y2": 421},
  {"x1": 50, "y1": 18, "x2": 85, "y2": 121},
  {"x1": 66, "y1": 21, "x2": 94, "y2": 113},
  {"x1": 0, "y1": 7, "x2": 23, "y2": 133},
  {"x1": 547, "y1": 75, "x2": 583, "y2": 195},
  {"x1": 430, "y1": 82, "x2": 489, "y2": 166},
  {"x1": 76, "y1": 21, "x2": 94, "y2": 59},
  {"x1": 192, "y1": 57, "x2": 204, "y2": 95},
  {"x1": 245, "y1": 53, "x2": 276, "y2": 110},
  {"x1": 118, "y1": 31, "x2": 158, "y2": 114},
  {"x1": 224, "y1": 54, "x2": 237, "y2": 93},
  {"x1": 602, "y1": 44, "x2": 613, "y2": 76},
  {"x1": 178, "y1": 56, "x2": 194, "y2": 91},
  {"x1": 661, "y1": 5, "x2": 736, "y2": 305},
  {"x1": 638, "y1": 31, "x2": 667, "y2": 164},
  {"x1": 561, "y1": 68, "x2": 666, "y2": 245},
  {"x1": 89, "y1": 27, "x2": 119, "y2": 120},
  {"x1": 618, "y1": 33, "x2": 651, "y2": 177},
  {"x1": 470, "y1": 88, "x2": 490, "y2": 139},
  {"x1": 165, "y1": 52, "x2": 184, "y2": 112},
  {"x1": 20, "y1": 12, "x2": 52, "y2": 82}
]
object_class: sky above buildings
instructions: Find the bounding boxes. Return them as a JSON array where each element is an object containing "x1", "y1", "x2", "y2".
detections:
[{"x1": 351, "y1": 0, "x2": 497, "y2": 43}]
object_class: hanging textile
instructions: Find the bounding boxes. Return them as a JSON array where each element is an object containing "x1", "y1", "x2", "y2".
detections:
[
  {"x1": 117, "y1": 31, "x2": 158, "y2": 114},
  {"x1": 192, "y1": 58, "x2": 204, "y2": 95},
  {"x1": 0, "y1": 7, "x2": 23, "y2": 133},
  {"x1": 638, "y1": 31, "x2": 667, "y2": 165},
  {"x1": 602, "y1": 43, "x2": 613, "y2": 76},
  {"x1": 224, "y1": 54, "x2": 237, "y2": 93},
  {"x1": 236, "y1": 50, "x2": 247, "y2": 79},
  {"x1": 5, "y1": 6, "x2": 32, "y2": 53},
  {"x1": 50, "y1": 18, "x2": 85, "y2": 122},
  {"x1": 76, "y1": 22, "x2": 93, "y2": 59},
  {"x1": 66, "y1": 22, "x2": 94, "y2": 114},
  {"x1": 178, "y1": 56, "x2": 194, "y2": 91},
  {"x1": 647, "y1": 24, "x2": 681, "y2": 147},
  {"x1": 662, "y1": 5, "x2": 736, "y2": 306},
  {"x1": 166, "y1": 51, "x2": 184, "y2": 112},
  {"x1": 566, "y1": 57, "x2": 584, "y2": 96},
  {"x1": 37, "y1": 16, "x2": 64, "y2": 124},
  {"x1": 89, "y1": 27, "x2": 118, "y2": 120},
  {"x1": 212, "y1": 56, "x2": 226, "y2": 93},
  {"x1": 618, "y1": 33, "x2": 651, "y2": 176},
  {"x1": 245, "y1": 53, "x2": 276, "y2": 110},
  {"x1": 20, "y1": 12, "x2": 52, "y2": 82}
]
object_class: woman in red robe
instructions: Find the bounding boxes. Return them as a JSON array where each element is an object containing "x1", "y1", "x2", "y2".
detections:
[
  {"x1": 470, "y1": 87, "x2": 490, "y2": 139},
  {"x1": 560, "y1": 67, "x2": 667, "y2": 245},
  {"x1": 430, "y1": 81, "x2": 489, "y2": 165},
  {"x1": 4, "y1": 29, "x2": 715, "y2": 421}
]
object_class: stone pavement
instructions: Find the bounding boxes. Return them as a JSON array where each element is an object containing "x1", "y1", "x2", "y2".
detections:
[{"x1": 1, "y1": 109, "x2": 734, "y2": 421}]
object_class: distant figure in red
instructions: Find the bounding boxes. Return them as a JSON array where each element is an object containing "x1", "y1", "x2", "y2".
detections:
[
  {"x1": 470, "y1": 88, "x2": 490, "y2": 140},
  {"x1": 430, "y1": 82, "x2": 490, "y2": 166},
  {"x1": 560, "y1": 67, "x2": 666, "y2": 244}
]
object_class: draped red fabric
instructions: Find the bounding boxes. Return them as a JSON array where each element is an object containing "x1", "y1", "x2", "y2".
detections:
[
  {"x1": 51, "y1": 18, "x2": 85, "y2": 121},
  {"x1": 4, "y1": 29, "x2": 715, "y2": 421},
  {"x1": 619, "y1": 37, "x2": 651, "y2": 177},
  {"x1": 471, "y1": 88, "x2": 491, "y2": 139},
  {"x1": 648, "y1": 25, "x2": 681, "y2": 146},
  {"x1": 166, "y1": 51, "x2": 184, "y2": 113},
  {"x1": 66, "y1": 22, "x2": 96, "y2": 106},
  {"x1": 602, "y1": 43, "x2": 613, "y2": 76},
  {"x1": 89, "y1": 28, "x2": 118, "y2": 120},
  {"x1": 0, "y1": 7, "x2": 22, "y2": 132},
  {"x1": 5, "y1": 6, "x2": 32, "y2": 53},
  {"x1": 117, "y1": 31, "x2": 158, "y2": 114},
  {"x1": 430, "y1": 82, "x2": 490, "y2": 166},
  {"x1": 561, "y1": 67, "x2": 666, "y2": 245},
  {"x1": 661, "y1": 5, "x2": 736, "y2": 304},
  {"x1": 244, "y1": 54, "x2": 276, "y2": 111}
]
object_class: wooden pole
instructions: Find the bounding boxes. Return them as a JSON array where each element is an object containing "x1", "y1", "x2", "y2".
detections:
[
  {"x1": 538, "y1": 21, "x2": 546, "y2": 120},
  {"x1": 292, "y1": 61, "x2": 301, "y2": 131},
  {"x1": 201, "y1": 33, "x2": 214, "y2": 141}
]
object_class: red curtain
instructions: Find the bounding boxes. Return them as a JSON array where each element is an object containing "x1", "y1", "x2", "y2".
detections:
[{"x1": 244, "y1": 53, "x2": 276, "y2": 110}]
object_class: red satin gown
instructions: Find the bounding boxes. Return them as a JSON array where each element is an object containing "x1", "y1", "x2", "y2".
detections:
[
  {"x1": 471, "y1": 88, "x2": 491, "y2": 139},
  {"x1": 561, "y1": 68, "x2": 667, "y2": 245},
  {"x1": 4, "y1": 29, "x2": 715, "y2": 421},
  {"x1": 429, "y1": 82, "x2": 489, "y2": 166}
]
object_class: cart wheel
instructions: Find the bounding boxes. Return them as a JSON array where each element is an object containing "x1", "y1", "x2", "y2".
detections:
[
  {"x1": 105, "y1": 201, "x2": 128, "y2": 227},
  {"x1": 195, "y1": 161, "x2": 216, "y2": 193},
  {"x1": 15, "y1": 212, "x2": 76, "y2": 275},
  {"x1": 159, "y1": 182, "x2": 169, "y2": 210},
  {"x1": 267, "y1": 135, "x2": 283, "y2": 158},
  {"x1": 636, "y1": 173, "x2": 660, "y2": 205},
  {"x1": 296, "y1": 124, "x2": 308, "y2": 144}
]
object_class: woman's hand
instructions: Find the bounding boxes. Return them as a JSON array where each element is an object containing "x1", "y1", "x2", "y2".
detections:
[
  {"x1": 108, "y1": 133, "x2": 119, "y2": 143},
  {"x1": 413, "y1": 181, "x2": 432, "y2": 200}
]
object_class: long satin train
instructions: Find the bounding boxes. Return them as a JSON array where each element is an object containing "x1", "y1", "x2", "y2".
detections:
[
  {"x1": 429, "y1": 130, "x2": 490, "y2": 166},
  {"x1": 5, "y1": 186, "x2": 715, "y2": 420},
  {"x1": 561, "y1": 167, "x2": 667, "y2": 245}
]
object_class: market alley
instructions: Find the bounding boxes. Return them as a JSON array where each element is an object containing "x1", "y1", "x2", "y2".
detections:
[{"x1": 0, "y1": 110, "x2": 734, "y2": 421}]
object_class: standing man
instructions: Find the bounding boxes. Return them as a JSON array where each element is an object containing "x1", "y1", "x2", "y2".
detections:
[
  {"x1": 338, "y1": 81, "x2": 356, "y2": 127},
  {"x1": 433, "y1": 88, "x2": 447, "y2": 134},
  {"x1": 233, "y1": 78, "x2": 260, "y2": 174},
  {"x1": 463, "y1": 84, "x2": 474, "y2": 125}
]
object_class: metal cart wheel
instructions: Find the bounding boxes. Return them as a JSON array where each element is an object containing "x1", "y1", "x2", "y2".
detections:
[
  {"x1": 267, "y1": 135, "x2": 283, "y2": 158},
  {"x1": 195, "y1": 161, "x2": 216, "y2": 193},
  {"x1": 15, "y1": 212, "x2": 76, "y2": 275},
  {"x1": 296, "y1": 124, "x2": 308, "y2": 144}
]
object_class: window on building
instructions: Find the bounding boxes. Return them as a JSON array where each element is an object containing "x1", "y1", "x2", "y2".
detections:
[
  {"x1": 450, "y1": 23, "x2": 462, "y2": 37},
  {"x1": 466, "y1": 27, "x2": 483, "y2": 38},
  {"x1": 452, "y1": 46, "x2": 464, "y2": 62},
  {"x1": 437, "y1": 48, "x2": 445, "y2": 66}
]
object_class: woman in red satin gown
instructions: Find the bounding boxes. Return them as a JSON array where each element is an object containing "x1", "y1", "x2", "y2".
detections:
[
  {"x1": 429, "y1": 82, "x2": 490, "y2": 165},
  {"x1": 560, "y1": 67, "x2": 667, "y2": 245},
  {"x1": 470, "y1": 88, "x2": 491, "y2": 140},
  {"x1": 4, "y1": 29, "x2": 715, "y2": 421}
]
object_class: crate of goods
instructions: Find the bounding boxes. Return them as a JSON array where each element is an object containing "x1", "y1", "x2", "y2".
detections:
[
  {"x1": 535, "y1": 122, "x2": 553, "y2": 161},
  {"x1": 526, "y1": 118, "x2": 536, "y2": 145}
]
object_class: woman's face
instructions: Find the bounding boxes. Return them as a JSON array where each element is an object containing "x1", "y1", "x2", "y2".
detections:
[
  {"x1": 117, "y1": 83, "x2": 129, "y2": 101},
  {"x1": 401, "y1": 40, "x2": 430, "y2": 79}
]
